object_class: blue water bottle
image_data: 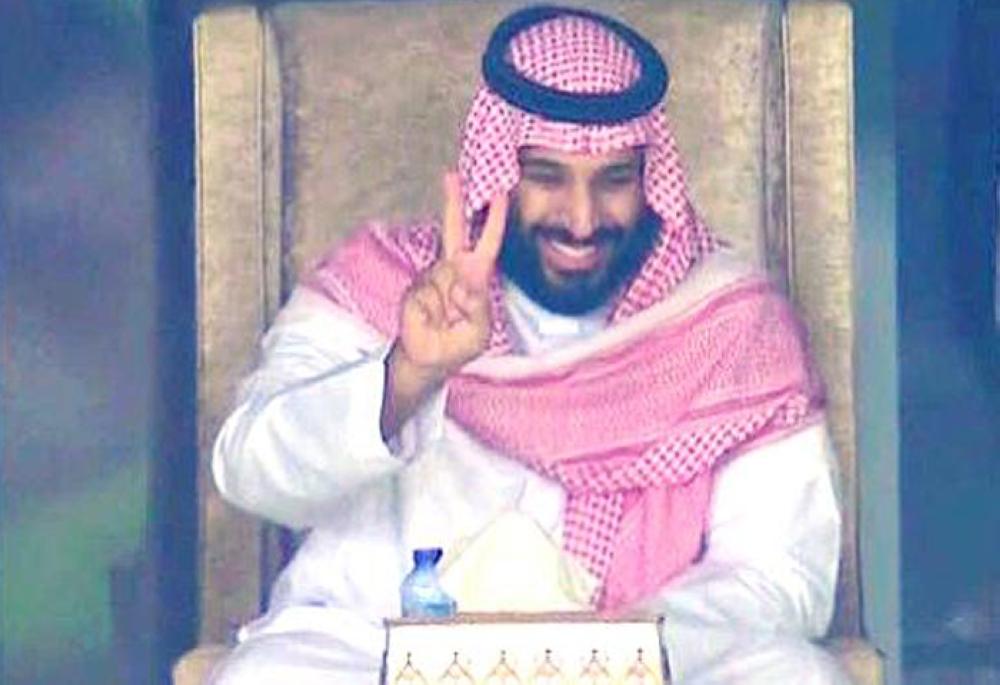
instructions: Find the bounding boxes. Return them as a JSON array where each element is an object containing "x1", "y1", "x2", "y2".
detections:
[{"x1": 400, "y1": 548, "x2": 457, "y2": 618}]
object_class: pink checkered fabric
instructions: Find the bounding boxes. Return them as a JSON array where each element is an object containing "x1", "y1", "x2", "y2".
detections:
[
  {"x1": 304, "y1": 11, "x2": 821, "y2": 610},
  {"x1": 308, "y1": 221, "x2": 516, "y2": 352},
  {"x1": 442, "y1": 280, "x2": 823, "y2": 607}
]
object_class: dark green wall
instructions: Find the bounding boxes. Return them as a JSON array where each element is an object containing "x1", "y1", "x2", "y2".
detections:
[
  {"x1": 896, "y1": 0, "x2": 999, "y2": 649},
  {"x1": 853, "y1": 0, "x2": 902, "y2": 679},
  {"x1": 1, "y1": 2, "x2": 197, "y2": 682}
]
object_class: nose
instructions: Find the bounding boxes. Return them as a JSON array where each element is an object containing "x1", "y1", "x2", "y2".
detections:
[{"x1": 567, "y1": 183, "x2": 597, "y2": 239}]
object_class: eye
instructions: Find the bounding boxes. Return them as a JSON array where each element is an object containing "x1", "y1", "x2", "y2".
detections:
[
  {"x1": 522, "y1": 167, "x2": 566, "y2": 188},
  {"x1": 597, "y1": 167, "x2": 640, "y2": 190}
]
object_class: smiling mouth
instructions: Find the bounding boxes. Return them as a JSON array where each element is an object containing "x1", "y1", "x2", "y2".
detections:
[{"x1": 539, "y1": 235, "x2": 609, "y2": 273}]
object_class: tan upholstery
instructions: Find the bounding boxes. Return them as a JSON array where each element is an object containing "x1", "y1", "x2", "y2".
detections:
[
  {"x1": 827, "y1": 637, "x2": 887, "y2": 685},
  {"x1": 172, "y1": 644, "x2": 229, "y2": 685},
  {"x1": 185, "y1": 1, "x2": 881, "y2": 683}
]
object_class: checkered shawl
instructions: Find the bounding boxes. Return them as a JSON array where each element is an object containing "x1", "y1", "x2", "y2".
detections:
[{"x1": 304, "y1": 12, "x2": 823, "y2": 610}]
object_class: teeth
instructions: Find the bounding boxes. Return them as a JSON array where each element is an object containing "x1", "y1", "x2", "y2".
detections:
[{"x1": 549, "y1": 240, "x2": 596, "y2": 257}]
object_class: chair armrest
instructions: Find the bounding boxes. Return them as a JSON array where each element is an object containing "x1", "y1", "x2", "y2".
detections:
[
  {"x1": 172, "y1": 644, "x2": 231, "y2": 685},
  {"x1": 825, "y1": 636, "x2": 885, "y2": 685}
]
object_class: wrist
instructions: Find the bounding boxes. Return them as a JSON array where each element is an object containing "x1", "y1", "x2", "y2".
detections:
[{"x1": 387, "y1": 343, "x2": 447, "y2": 397}]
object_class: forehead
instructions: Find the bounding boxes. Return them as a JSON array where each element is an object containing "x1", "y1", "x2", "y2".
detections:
[{"x1": 517, "y1": 146, "x2": 643, "y2": 171}]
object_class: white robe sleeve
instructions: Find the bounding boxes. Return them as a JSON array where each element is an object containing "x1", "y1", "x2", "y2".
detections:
[
  {"x1": 212, "y1": 287, "x2": 445, "y2": 529},
  {"x1": 639, "y1": 422, "x2": 843, "y2": 682}
]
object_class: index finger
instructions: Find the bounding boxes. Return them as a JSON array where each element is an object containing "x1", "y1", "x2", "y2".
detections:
[
  {"x1": 441, "y1": 171, "x2": 465, "y2": 259},
  {"x1": 471, "y1": 192, "x2": 509, "y2": 266}
]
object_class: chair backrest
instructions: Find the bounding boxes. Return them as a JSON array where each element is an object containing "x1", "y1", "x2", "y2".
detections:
[{"x1": 194, "y1": 0, "x2": 858, "y2": 646}]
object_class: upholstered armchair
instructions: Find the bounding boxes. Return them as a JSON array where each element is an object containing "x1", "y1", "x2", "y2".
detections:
[{"x1": 175, "y1": 2, "x2": 884, "y2": 683}]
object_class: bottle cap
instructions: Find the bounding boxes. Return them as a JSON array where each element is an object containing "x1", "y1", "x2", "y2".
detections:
[{"x1": 412, "y1": 548, "x2": 444, "y2": 565}]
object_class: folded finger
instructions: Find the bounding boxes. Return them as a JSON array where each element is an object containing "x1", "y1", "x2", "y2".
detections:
[
  {"x1": 407, "y1": 282, "x2": 446, "y2": 328},
  {"x1": 428, "y1": 262, "x2": 464, "y2": 324},
  {"x1": 450, "y1": 280, "x2": 489, "y2": 323}
]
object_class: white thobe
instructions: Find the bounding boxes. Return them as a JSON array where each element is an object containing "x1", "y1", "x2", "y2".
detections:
[{"x1": 207, "y1": 253, "x2": 851, "y2": 684}]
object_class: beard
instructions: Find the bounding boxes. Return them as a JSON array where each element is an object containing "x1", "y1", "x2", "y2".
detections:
[{"x1": 497, "y1": 206, "x2": 662, "y2": 316}]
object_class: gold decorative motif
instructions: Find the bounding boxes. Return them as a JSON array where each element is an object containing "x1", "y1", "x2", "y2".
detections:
[
  {"x1": 578, "y1": 649, "x2": 612, "y2": 685},
  {"x1": 530, "y1": 649, "x2": 565, "y2": 685},
  {"x1": 438, "y1": 651, "x2": 475, "y2": 685},
  {"x1": 485, "y1": 650, "x2": 522, "y2": 685},
  {"x1": 394, "y1": 652, "x2": 428, "y2": 685},
  {"x1": 622, "y1": 648, "x2": 658, "y2": 684}
]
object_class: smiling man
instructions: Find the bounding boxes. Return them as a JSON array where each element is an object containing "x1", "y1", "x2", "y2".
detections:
[{"x1": 209, "y1": 6, "x2": 850, "y2": 684}]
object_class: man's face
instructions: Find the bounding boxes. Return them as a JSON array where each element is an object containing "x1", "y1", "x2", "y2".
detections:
[{"x1": 498, "y1": 146, "x2": 660, "y2": 316}]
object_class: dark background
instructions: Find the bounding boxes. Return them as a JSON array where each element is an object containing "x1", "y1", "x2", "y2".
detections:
[{"x1": 1, "y1": 0, "x2": 997, "y2": 683}]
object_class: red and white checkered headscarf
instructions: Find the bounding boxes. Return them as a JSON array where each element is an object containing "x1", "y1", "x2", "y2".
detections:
[{"x1": 457, "y1": 11, "x2": 719, "y2": 323}]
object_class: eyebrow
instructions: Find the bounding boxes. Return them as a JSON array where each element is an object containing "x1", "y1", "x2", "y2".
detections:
[
  {"x1": 517, "y1": 153, "x2": 644, "y2": 176},
  {"x1": 600, "y1": 160, "x2": 642, "y2": 174},
  {"x1": 519, "y1": 157, "x2": 566, "y2": 173}
]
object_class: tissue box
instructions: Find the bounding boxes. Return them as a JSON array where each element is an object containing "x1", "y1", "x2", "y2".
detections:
[{"x1": 382, "y1": 612, "x2": 668, "y2": 683}]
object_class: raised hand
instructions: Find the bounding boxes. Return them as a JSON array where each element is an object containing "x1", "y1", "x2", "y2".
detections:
[
  {"x1": 381, "y1": 172, "x2": 508, "y2": 439},
  {"x1": 396, "y1": 172, "x2": 508, "y2": 374}
]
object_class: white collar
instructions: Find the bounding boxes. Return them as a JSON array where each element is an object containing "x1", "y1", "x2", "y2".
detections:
[{"x1": 502, "y1": 279, "x2": 610, "y2": 354}]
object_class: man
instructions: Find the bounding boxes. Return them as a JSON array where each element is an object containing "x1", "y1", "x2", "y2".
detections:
[{"x1": 209, "y1": 6, "x2": 850, "y2": 684}]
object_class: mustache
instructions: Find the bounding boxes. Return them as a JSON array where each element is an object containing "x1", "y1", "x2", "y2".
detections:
[{"x1": 531, "y1": 224, "x2": 625, "y2": 248}]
